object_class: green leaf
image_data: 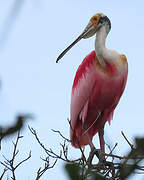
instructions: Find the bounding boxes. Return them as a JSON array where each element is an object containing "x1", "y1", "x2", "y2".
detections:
[
  {"x1": 92, "y1": 172, "x2": 108, "y2": 180},
  {"x1": 65, "y1": 163, "x2": 108, "y2": 180},
  {"x1": 65, "y1": 163, "x2": 82, "y2": 180}
]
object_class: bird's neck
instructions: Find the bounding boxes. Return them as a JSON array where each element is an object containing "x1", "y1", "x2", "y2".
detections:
[{"x1": 95, "y1": 25, "x2": 109, "y2": 67}]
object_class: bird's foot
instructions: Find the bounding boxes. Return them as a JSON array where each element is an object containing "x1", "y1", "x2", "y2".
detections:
[
  {"x1": 87, "y1": 147, "x2": 114, "y2": 170},
  {"x1": 99, "y1": 160, "x2": 115, "y2": 176},
  {"x1": 87, "y1": 147, "x2": 104, "y2": 165},
  {"x1": 99, "y1": 159, "x2": 114, "y2": 169}
]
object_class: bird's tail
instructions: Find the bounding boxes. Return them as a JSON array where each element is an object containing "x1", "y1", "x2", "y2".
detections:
[{"x1": 70, "y1": 118, "x2": 91, "y2": 148}]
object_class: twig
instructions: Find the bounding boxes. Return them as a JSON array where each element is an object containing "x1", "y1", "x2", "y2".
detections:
[
  {"x1": 105, "y1": 143, "x2": 118, "y2": 161},
  {"x1": 51, "y1": 129, "x2": 71, "y2": 142},
  {"x1": 0, "y1": 131, "x2": 31, "y2": 180},
  {"x1": 104, "y1": 153, "x2": 125, "y2": 160},
  {"x1": 29, "y1": 125, "x2": 85, "y2": 164},
  {"x1": 35, "y1": 158, "x2": 57, "y2": 180},
  {"x1": 121, "y1": 131, "x2": 134, "y2": 149},
  {"x1": 0, "y1": 168, "x2": 8, "y2": 179},
  {"x1": 14, "y1": 151, "x2": 31, "y2": 169},
  {"x1": 0, "y1": 161, "x2": 11, "y2": 171},
  {"x1": 110, "y1": 143, "x2": 118, "y2": 153},
  {"x1": 0, "y1": 136, "x2": 3, "y2": 150},
  {"x1": 28, "y1": 123, "x2": 144, "y2": 179}
]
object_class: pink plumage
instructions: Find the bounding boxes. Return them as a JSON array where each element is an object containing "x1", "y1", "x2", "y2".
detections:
[
  {"x1": 56, "y1": 13, "x2": 128, "y2": 156},
  {"x1": 70, "y1": 51, "x2": 128, "y2": 149}
]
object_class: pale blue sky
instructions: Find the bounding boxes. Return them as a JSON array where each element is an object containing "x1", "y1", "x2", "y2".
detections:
[{"x1": 0, "y1": 0, "x2": 144, "y2": 179}]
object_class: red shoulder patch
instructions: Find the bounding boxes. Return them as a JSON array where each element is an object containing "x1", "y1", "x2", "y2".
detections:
[
  {"x1": 72, "y1": 51, "x2": 96, "y2": 90},
  {"x1": 105, "y1": 61, "x2": 118, "y2": 76}
]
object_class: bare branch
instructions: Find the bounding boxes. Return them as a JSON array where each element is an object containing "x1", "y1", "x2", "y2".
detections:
[
  {"x1": 0, "y1": 168, "x2": 8, "y2": 179},
  {"x1": 29, "y1": 125, "x2": 86, "y2": 165},
  {"x1": 104, "y1": 153, "x2": 125, "y2": 160},
  {"x1": 14, "y1": 151, "x2": 31, "y2": 170},
  {"x1": 0, "y1": 131, "x2": 31, "y2": 180},
  {"x1": 121, "y1": 131, "x2": 134, "y2": 149},
  {"x1": 28, "y1": 124, "x2": 144, "y2": 179},
  {"x1": 52, "y1": 129, "x2": 71, "y2": 142},
  {"x1": 35, "y1": 159, "x2": 57, "y2": 180},
  {"x1": 0, "y1": 161, "x2": 11, "y2": 171}
]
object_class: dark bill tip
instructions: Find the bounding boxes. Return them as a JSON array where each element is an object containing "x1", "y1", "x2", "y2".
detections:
[{"x1": 56, "y1": 34, "x2": 84, "y2": 63}]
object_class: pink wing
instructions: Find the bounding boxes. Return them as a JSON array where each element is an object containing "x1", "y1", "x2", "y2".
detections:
[
  {"x1": 70, "y1": 51, "x2": 128, "y2": 148},
  {"x1": 70, "y1": 51, "x2": 97, "y2": 145}
]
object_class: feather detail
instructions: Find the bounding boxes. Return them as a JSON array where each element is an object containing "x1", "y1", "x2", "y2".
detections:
[{"x1": 70, "y1": 50, "x2": 128, "y2": 148}]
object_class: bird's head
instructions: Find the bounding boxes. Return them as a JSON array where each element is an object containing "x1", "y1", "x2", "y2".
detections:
[
  {"x1": 56, "y1": 13, "x2": 111, "y2": 63},
  {"x1": 83, "y1": 13, "x2": 111, "y2": 39}
]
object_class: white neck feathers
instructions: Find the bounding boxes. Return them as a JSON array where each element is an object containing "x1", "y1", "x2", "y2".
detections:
[{"x1": 95, "y1": 25, "x2": 109, "y2": 67}]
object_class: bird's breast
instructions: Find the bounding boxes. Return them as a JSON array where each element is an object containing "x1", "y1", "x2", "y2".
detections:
[
  {"x1": 94, "y1": 52, "x2": 128, "y2": 77},
  {"x1": 94, "y1": 57, "x2": 118, "y2": 76},
  {"x1": 89, "y1": 74, "x2": 124, "y2": 110}
]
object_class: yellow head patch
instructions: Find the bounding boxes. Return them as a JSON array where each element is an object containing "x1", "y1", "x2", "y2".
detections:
[{"x1": 90, "y1": 13, "x2": 105, "y2": 28}]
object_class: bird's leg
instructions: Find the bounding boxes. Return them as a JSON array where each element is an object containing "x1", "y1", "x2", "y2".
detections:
[
  {"x1": 98, "y1": 126, "x2": 105, "y2": 161},
  {"x1": 97, "y1": 126, "x2": 115, "y2": 171},
  {"x1": 82, "y1": 123, "x2": 105, "y2": 164},
  {"x1": 82, "y1": 125, "x2": 102, "y2": 164},
  {"x1": 87, "y1": 148, "x2": 103, "y2": 165}
]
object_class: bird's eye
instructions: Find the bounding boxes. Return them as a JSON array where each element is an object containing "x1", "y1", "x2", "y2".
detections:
[{"x1": 99, "y1": 17, "x2": 103, "y2": 24}]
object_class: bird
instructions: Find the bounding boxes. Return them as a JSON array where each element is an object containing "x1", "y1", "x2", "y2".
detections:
[{"x1": 56, "y1": 13, "x2": 128, "y2": 160}]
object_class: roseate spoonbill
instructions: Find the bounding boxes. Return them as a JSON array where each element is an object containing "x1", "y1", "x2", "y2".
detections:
[{"x1": 56, "y1": 13, "x2": 128, "y2": 160}]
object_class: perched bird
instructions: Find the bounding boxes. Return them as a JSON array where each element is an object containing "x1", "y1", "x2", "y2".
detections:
[{"x1": 56, "y1": 13, "x2": 128, "y2": 159}]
